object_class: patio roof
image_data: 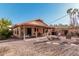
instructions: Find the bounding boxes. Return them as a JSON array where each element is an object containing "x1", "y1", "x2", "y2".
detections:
[{"x1": 13, "y1": 19, "x2": 53, "y2": 28}]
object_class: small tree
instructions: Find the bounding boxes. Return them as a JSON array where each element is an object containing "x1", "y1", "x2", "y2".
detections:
[{"x1": 0, "y1": 18, "x2": 12, "y2": 40}]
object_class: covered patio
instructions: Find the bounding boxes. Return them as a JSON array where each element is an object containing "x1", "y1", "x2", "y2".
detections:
[{"x1": 13, "y1": 19, "x2": 54, "y2": 39}]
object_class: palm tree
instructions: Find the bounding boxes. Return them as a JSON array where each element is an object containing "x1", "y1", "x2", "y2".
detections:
[
  {"x1": 67, "y1": 8, "x2": 73, "y2": 26},
  {"x1": 67, "y1": 8, "x2": 73, "y2": 15},
  {"x1": 67, "y1": 8, "x2": 79, "y2": 27},
  {"x1": 73, "y1": 9, "x2": 79, "y2": 26}
]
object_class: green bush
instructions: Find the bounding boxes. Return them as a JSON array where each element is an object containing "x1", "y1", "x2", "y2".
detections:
[
  {"x1": 0, "y1": 18, "x2": 12, "y2": 40},
  {"x1": 0, "y1": 29, "x2": 12, "y2": 40}
]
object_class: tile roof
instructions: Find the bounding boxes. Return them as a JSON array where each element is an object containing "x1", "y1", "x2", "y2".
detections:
[{"x1": 13, "y1": 19, "x2": 52, "y2": 28}]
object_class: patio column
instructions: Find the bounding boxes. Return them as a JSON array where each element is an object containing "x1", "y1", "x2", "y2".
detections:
[
  {"x1": 23, "y1": 26, "x2": 26, "y2": 40},
  {"x1": 32, "y1": 27, "x2": 34, "y2": 37},
  {"x1": 36, "y1": 27, "x2": 38, "y2": 38},
  {"x1": 18, "y1": 27, "x2": 21, "y2": 38}
]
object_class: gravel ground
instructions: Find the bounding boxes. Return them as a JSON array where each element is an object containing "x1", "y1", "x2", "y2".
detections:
[{"x1": 0, "y1": 36, "x2": 79, "y2": 56}]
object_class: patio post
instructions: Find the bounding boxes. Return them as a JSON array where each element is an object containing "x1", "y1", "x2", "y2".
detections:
[
  {"x1": 36, "y1": 27, "x2": 37, "y2": 38},
  {"x1": 23, "y1": 26, "x2": 26, "y2": 40}
]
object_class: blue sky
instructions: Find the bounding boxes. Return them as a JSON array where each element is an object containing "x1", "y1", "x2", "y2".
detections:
[{"x1": 0, "y1": 3, "x2": 79, "y2": 25}]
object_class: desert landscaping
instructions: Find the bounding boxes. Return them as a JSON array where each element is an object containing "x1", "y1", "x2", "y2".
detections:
[
  {"x1": 0, "y1": 4, "x2": 79, "y2": 56},
  {"x1": 0, "y1": 35, "x2": 79, "y2": 56}
]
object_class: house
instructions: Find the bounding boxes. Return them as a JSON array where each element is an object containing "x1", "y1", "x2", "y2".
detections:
[
  {"x1": 53, "y1": 25, "x2": 79, "y2": 36},
  {"x1": 12, "y1": 19, "x2": 54, "y2": 39}
]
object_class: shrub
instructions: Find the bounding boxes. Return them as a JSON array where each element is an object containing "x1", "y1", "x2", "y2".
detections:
[
  {"x1": 0, "y1": 18, "x2": 12, "y2": 40},
  {"x1": 0, "y1": 29, "x2": 12, "y2": 40}
]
